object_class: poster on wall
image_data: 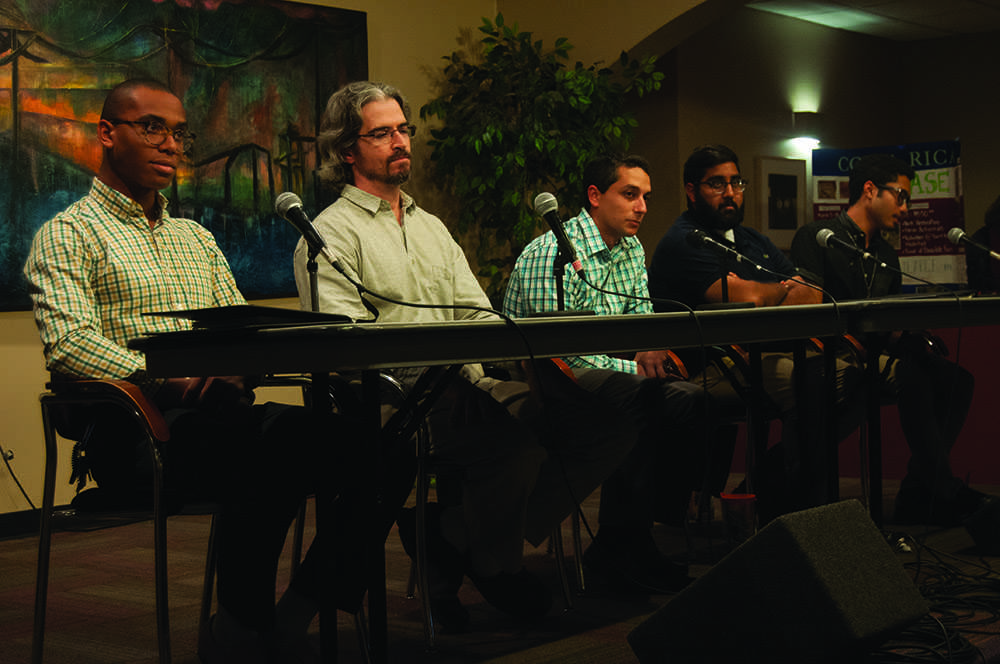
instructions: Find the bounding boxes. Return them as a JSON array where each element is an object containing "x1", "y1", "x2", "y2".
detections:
[
  {"x1": 811, "y1": 140, "x2": 964, "y2": 290},
  {"x1": 0, "y1": 0, "x2": 367, "y2": 311}
]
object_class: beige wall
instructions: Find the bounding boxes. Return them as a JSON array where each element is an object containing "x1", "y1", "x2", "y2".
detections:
[{"x1": 4, "y1": 0, "x2": 999, "y2": 515}]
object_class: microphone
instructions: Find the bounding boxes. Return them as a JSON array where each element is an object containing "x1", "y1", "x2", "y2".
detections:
[
  {"x1": 276, "y1": 192, "x2": 326, "y2": 253},
  {"x1": 533, "y1": 192, "x2": 584, "y2": 276},
  {"x1": 816, "y1": 228, "x2": 881, "y2": 264},
  {"x1": 686, "y1": 229, "x2": 746, "y2": 263},
  {"x1": 275, "y1": 192, "x2": 346, "y2": 275},
  {"x1": 947, "y1": 227, "x2": 1000, "y2": 261}
]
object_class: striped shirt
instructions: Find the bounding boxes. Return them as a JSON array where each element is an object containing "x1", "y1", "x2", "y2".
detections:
[
  {"x1": 24, "y1": 178, "x2": 245, "y2": 379},
  {"x1": 503, "y1": 209, "x2": 650, "y2": 374}
]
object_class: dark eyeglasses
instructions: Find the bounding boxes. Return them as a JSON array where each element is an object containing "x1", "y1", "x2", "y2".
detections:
[
  {"x1": 358, "y1": 124, "x2": 416, "y2": 144},
  {"x1": 876, "y1": 184, "x2": 910, "y2": 207},
  {"x1": 698, "y1": 176, "x2": 748, "y2": 193},
  {"x1": 110, "y1": 119, "x2": 195, "y2": 154}
]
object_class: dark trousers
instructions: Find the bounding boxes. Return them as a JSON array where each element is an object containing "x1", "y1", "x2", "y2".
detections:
[
  {"x1": 574, "y1": 369, "x2": 714, "y2": 529},
  {"x1": 85, "y1": 400, "x2": 407, "y2": 630},
  {"x1": 883, "y1": 350, "x2": 975, "y2": 497}
]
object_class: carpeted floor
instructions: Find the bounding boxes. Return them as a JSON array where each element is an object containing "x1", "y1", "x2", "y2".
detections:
[{"x1": 3, "y1": 477, "x2": 1000, "y2": 663}]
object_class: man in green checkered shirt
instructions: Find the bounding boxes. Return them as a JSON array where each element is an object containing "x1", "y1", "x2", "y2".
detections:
[
  {"x1": 23, "y1": 78, "x2": 388, "y2": 663},
  {"x1": 505, "y1": 154, "x2": 733, "y2": 596}
]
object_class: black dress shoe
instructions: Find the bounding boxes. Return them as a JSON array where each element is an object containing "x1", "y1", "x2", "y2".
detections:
[
  {"x1": 397, "y1": 504, "x2": 470, "y2": 633},
  {"x1": 197, "y1": 614, "x2": 269, "y2": 664},
  {"x1": 466, "y1": 567, "x2": 552, "y2": 621},
  {"x1": 583, "y1": 533, "x2": 692, "y2": 595},
  {"x1": 892, "y1": 483, "x2": 994, "y2": 527}
]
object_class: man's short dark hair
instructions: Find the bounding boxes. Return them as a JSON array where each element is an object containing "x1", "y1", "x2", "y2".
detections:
[
  {"x1": 683, "y1": 144, "x2": 740, "y2": 188},
  {"x1": 582, "y1": 154, "x2": 650, "y2": 210},
  {"x1": 848, "y1": 154, "x2": 916, "y2": 205},
  {"x1": 100, "y1": 78, "x2": 175, "y2": 121}
]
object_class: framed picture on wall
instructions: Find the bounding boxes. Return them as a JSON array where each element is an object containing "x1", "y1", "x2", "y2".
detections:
[
  {"x1": 755, "y1": 156, "x2": 806, "y2": 250},
  {"x1": 0, "y1": 0, "x2": 367, "y2": 311}
]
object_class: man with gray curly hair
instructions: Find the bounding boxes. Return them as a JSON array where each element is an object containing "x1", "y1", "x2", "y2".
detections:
[
  {"x1": 293, "y1": 81, "x2": 637, "y2": 632},
  {"x1": 314, "y1": 80, "x2": 413, "y2": 193}
]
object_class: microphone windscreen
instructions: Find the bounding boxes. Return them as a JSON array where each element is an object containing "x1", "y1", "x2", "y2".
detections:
[
  {"x1": 816, "y1": 228, "x2": 835, "y2": 248},
  {"x1": 534, "y1": 192, "x2": 558, "y2": 216},
  {"x1": 275, "y1": 191, "x2": 302, "y2": 218},
  {"x1": 946, "y1": 227, "x2": 965, "y2": 246},
  {"x1": 686, "y1": 229, "x2": 708, "y2": 247}
]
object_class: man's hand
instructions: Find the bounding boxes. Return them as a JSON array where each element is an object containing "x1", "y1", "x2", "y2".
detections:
[
  {"x1": 780, "y1": 277, "x2": 822, "y2": 305},
  {"x1": 635, "y1": 350, "x2": 687, "y2": 380},
  {"x1": 157, "y1": 376, "x2": 253, "y2": 411}
]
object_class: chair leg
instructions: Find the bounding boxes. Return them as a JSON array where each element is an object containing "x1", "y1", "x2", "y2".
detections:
[
  {"x1": 151, "y1": 446, "x2": 172, "y2": 664},
  {"x1": 198, "y1": 513, "x2": 220, "y2": 649},
  {"x1": 291, "y1": 500, "x2": 307, "y2": 577},
  {"x1": 32, "y1": 401, "x2": 60, "y2": 664},
  {"x1": 571, "y1": 510, "x2": 586, "y2": 593},
  {"x1": 354, "y1": 609, "x2": 372, "y2": 664},
  {"x1": 412, "y1": 432, "x2": 436, "y2": 649},
  {"x1": 551, "y1": 523, "x2": 574, "y2": 610}
]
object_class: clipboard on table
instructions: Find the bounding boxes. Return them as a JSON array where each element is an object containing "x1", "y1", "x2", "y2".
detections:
[{"x1": 145, "y1": 304, "x2": 352, "y2": 331}]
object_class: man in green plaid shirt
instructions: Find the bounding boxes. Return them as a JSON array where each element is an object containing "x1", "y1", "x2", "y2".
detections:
[
  {"x1": 23, "y1": 78, "x2": 392, "y2": 663},
  {"x1": 505, "y1": 154, "x2": 733, "y2": 596}
]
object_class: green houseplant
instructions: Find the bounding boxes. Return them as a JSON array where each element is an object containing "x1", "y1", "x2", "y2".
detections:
[{"x1": 421, "y1": 14, "x2": 663, "y2": 301}]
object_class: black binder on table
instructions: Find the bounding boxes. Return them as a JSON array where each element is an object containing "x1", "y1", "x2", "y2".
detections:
[{"x1": 145, "y1": 305, "x2": 351, "y2": 331}]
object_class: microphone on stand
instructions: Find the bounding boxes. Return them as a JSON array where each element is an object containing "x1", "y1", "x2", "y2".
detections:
[
  {"x1": 816, "y1": 228, "x2": 884, "y2": 266},
  {"x1": 534, "y1": 192, "x2": 585, "y2": 277},
  {"x1": 947, "y1": 227, "x2": 1000, "y2": 262},
  {"x1": 817, "y1": 228, "x2": 959, "y2": 295},
  {"x1": 275, "y1": 192, "x2": 348, "y2": 277},
  {"x1": 686, "y1": 229, "x2": 749, "y2": 263}
]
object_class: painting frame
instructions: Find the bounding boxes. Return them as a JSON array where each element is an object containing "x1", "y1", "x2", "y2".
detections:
[{"x1": 755, "y1": 156, "x2": 806, "y2": 250}]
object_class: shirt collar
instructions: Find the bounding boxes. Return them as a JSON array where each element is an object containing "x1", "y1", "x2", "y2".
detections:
[
  {"x1": 837, "y1": 210, "x2": 869, "y2": 246},
  {"x1": 340, "y1": 183, "x2": 415, "y2": 216},
  {"x1": 574, "y1": 208, "x2": 640, "y2": 258},
  {"x1": 91, "y1": 178, "x2": 170, "y2": 228}
]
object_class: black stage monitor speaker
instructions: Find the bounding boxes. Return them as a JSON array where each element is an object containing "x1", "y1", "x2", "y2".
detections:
[{"x1": 628, "y1": 500, "x2": 928, "y2": 663}]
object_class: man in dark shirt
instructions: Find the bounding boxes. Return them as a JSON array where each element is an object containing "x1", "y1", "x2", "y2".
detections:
[
  {"x1": 647, "y1": 144, "x2": 864, "y2": 520},
  {"x1": 966, "y1": 193, "x2": 1000, "y2": 293},
  {"x1": 791, "y1": 153, "x2": 987, "y2": 526}
]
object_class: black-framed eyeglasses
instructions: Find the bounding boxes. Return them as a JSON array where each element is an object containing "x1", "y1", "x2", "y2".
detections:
[
  {"x1": 357, "y1": 124, "x2": 416, "y2": 144},
  {"x1": 110, "y1": 119, "x2": 196, "y2": 154},
  {"x1": 698, "y1": 176, "x2": 748, "y2": 193},
  {"x1": 876, "y1": 183, "x2": 911, "y2": 207}
]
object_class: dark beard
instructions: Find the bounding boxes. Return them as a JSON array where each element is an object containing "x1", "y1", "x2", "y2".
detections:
[
  {"x1": 386, "y1": 169, "x2": 410, "y2": 186},
  {"x1": 692, "y1": 192, "x2": 744, "y2": 231},
  {"x1": 384, "y1": 152, "x2": 411, "y2": 185}
]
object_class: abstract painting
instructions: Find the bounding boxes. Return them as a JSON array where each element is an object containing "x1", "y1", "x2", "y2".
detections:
[{"x1": 0, "y1": 0, "x2": 367, "y2": 310}]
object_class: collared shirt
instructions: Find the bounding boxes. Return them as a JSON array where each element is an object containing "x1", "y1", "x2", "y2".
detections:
[
  {"x1": 647, "y1": 210, "x2": 797, "y2": 309},
  {"x1": 24, "y1": 178, "x2": 245, "y2": 379},
  {"x1": 791, "y1": 211, "x2": 901, "y2": 300},
  {"x1": 504, "y1": 208, "x2": 649, "y2": 373},
  {"x1": 292, "y1": 184, "x2": 494, "y2": 324}
]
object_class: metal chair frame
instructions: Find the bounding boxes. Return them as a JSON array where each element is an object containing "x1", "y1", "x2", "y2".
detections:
[{"x1": 32, "y1": 379, "x2": 216, "y2": 664}]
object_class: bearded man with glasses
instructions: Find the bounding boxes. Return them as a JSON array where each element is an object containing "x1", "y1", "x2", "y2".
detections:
[{"x1": 647, "y1": 144, "x2": 866, "y2": 522}]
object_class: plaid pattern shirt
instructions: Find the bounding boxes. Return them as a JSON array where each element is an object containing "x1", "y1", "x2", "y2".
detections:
[
  {"x1": 503, "y1": 208, "x2": 650, "y2": 374},
  {"x1": 24, "y1": 178, "x2": 245, "y2": 379}
]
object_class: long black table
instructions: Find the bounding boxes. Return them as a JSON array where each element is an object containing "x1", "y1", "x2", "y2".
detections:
[
  {"x1": 130, "y1": 296, "x2": 1000, "y2": 376},
  {"x1": 128, "y1": 294, "x2": 1000, "y2": 663}
]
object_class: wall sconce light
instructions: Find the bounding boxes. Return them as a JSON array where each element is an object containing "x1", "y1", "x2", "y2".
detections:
[{"x1": 792, "y1": 111, "x2": 822, "y2": 140}]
